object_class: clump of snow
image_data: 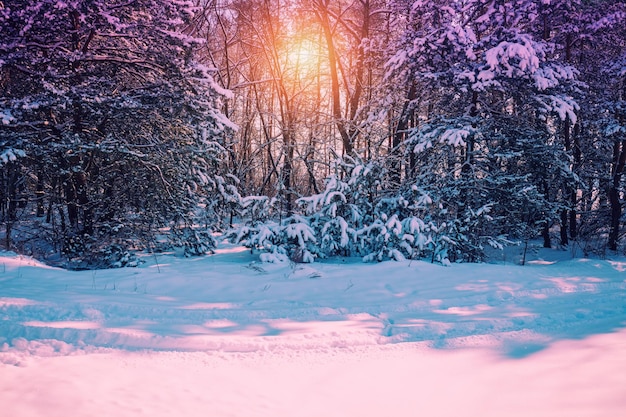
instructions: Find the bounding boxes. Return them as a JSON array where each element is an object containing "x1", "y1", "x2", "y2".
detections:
[
  {"x1": 1, "y1": 109, "x2": 16, "y2": 125},
  {"x1": 0, "y1": 148, "x2": 26, "y2": 165}
]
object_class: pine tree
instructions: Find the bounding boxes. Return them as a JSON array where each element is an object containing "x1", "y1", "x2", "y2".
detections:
[
  {"x1": 0, "y1": 0, "x2": 234, "y2": 267},
  {"x1": 386, "y1": 0, "x2": 580, "y2": 260}
]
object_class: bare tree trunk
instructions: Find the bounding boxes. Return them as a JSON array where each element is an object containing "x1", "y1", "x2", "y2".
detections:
[
  {"x1": 316, "y1": 0, "x2": 352, "y2": 155},
  {"x1": 347, "y1": 0, "x2": 370, "y2": 145},
  {"x1": 36, "y1": 165, "x2": 45, "y2": 217},
  {"x1": 3, "y1": 163, "x2": 19, "y2": 250},
  {"x1": 608, "y1": 139, "x2": 626, "y2": 251},
  {"x1": 560, "y1": 33, "x2": 579, "y2": 244},
  {"x1": 542, "y1": 179, "x2": 552, "y2": 248},
  {"x1": 391, "y1": 83, "x2": 416, "y2": 185},
  {"x1": 261, "y1": 0, "x2": 296, "y2": 214},
  {"x1": 560, "y1": 117, "x2": 572, "y2": 246}
]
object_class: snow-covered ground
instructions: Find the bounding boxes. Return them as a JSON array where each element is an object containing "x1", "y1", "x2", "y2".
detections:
[{"x1": 1, "y1": 243, "x2": 625, "y2": 416}]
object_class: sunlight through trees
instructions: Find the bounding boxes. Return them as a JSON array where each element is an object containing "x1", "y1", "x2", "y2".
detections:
[{"x1": 1, "y1": 0, "x2": 626, "y2": 267}]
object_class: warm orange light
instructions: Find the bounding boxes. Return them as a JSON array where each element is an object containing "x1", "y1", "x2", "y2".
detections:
[{"x1": 283, "y1": 37, "x2": 320, "y2": 80}]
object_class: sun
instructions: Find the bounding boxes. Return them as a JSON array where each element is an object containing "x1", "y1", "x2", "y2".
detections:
[
  {"x1": 287, "y1": 39, "x2": 317, "y2": 67},
  {"x1": 284, "y1": 37, "x2": 320, "y2": 79}
]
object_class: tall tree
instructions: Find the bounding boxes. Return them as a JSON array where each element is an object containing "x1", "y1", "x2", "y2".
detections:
[{"x1": 387, "y1": 0, "x2": 580, "y2": 257}]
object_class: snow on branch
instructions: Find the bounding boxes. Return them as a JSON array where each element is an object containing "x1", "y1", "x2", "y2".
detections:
[
  {"x1": 1, "y1": 109, "x2": 16, "y2": 125},
  {"x1": 533, "y1": 64, "x2": 578, "y2": 91},
  {"x1": 410, "y1": 122, "x2": 475, "y2": 153},
  {"x1": 484, "y1": 34, "x2": 542, "y2": 78},
  {"x1": 536, "y1": 94, "x2": 579, "y2": 124},
  {"x1": 0, "y1": 148, "x2": 26, "y2": 165}
]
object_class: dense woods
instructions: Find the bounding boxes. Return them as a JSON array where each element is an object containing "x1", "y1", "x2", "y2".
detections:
[{"x1": 1, "y1": 0, "x2": 625, "y2": 268}]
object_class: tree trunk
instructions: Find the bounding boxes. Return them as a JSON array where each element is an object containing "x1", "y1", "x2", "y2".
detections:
[
  {"x1": 36, "y1": 165, "x2": 45, "y2": 217},
  {"x1": 560, "y1": 208, "x2": 569, "y2": 246},
  {"x1": 542, "y1": 222, "x2": 551, "y2": 248},
  {"x1": 561, "y1": 117, "x2": 572, "y2": 245},
  {"x1": 316, "y1": 0, "x2": 352, "y2": 155},
  {"x1": 347, "y1": 0, "x2": 370, "y2": 146},
  {"x1": 3, "y1": 163, "x2": 19, "y2": 250},
  {"x1": 608, "y1": 140, "x2": 626, "y2": 251},
  {"x1": 542, "y1": 179, "x2": 552, "y2": 248},
  {"x1": 391, "y1": 83, "x2": 416, "y2": 185}
]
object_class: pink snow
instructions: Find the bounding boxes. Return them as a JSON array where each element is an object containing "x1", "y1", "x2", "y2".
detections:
[{"x1": 1, "y1": 244, "x2": 625, "y2": 416}]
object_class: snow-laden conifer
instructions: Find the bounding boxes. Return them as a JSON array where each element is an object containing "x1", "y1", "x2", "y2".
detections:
[{"x1": 0, "y1": 0, "x2": 234, "y2": 267}]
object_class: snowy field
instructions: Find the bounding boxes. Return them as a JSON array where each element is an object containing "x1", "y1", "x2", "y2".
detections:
[{"x1": 1, "y1": 243, "x2": 626, "y2": 416}]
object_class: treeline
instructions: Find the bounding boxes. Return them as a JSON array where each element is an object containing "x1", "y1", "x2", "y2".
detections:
[{"x1": 1, "y1": 0, "x2": 625, "y2": 267}]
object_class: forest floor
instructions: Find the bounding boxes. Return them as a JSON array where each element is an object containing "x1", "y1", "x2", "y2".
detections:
[{"x1": 1, "y1": 242, "x2": 625, "y2": 416}]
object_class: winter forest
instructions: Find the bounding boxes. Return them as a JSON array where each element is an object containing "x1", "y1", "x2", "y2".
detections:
[{"x1": 1, "y1": 0, "x2": 626, "y2": 269}]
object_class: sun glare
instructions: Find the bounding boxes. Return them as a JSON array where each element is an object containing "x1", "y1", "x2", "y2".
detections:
[{"x1": 284, "y1": 37, "x2": 320, "y2": 79}]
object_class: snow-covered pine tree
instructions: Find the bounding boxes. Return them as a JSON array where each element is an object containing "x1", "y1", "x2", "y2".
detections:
[
  {"x1": 231, "y1": 157, "x2": 384, "y2": 262},
  {"x1": 299, "y1": 174, "x2": 360, "y2": 258},
  {"x1": 202, "y1": 174, "x2": 243, "y2": 231},
  {"x1": 229, "y1": 214, "x2": 317, "y2": 263},
  {"x1": 387, "y1": 0, "x2": 580, "y2": 261},
  {"x1": 361, "y1": 184, "x2": 439, "y2": 262},
  {"x1": 0, "y1": 0, "x2": 234, "y2": 267},
  {"x1": 297, "y1": 157, "x2": 370, "y2": 258}
]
